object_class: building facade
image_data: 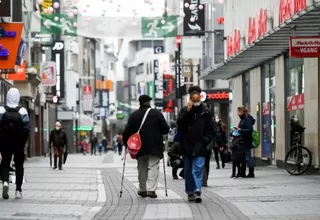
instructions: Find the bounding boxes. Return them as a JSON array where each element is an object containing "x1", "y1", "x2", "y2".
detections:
[{"x1": 201, "y1": 0, "x2": 320, "y2": 169}]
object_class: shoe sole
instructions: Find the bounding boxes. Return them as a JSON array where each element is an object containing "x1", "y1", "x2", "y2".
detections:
[{"x1": 2, "y1": 186, "x2": 9, "y2": 199}]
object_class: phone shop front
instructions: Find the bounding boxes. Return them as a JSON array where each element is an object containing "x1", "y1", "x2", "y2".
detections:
[{"x1": 201, "y1": 89, "x2": 231, "y2": 127}]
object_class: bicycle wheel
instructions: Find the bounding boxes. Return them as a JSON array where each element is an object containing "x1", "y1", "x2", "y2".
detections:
[{"x1": 285, "y1": 146, "x2": 312, "y2": 175}]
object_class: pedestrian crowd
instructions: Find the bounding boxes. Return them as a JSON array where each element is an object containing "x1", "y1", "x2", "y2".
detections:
[
  {"x1": 0, "y1": 86, "x2": 256, "y2": 203},
  {"x1": 123, "y1": 86, "x2": 257, "y2": 203}
]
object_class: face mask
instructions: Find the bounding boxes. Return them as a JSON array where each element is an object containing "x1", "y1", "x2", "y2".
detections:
[
  {"x1": 55, "y1": 127, "x2": 60, "y2": 130},
  {"x1": 192, "y1": 102, "x2": 201, "y2": 107},
  {"x1": 215, "y1": 119, "x2": 220, "y2": 123},
  {"x1": 293, "y1": 117, "x2": 298, "y2": 122}
]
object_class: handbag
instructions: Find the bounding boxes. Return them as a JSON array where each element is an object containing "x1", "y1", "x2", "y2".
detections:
[{"x1": 127, "y1": 108, "x2": 151, "y2": 159}]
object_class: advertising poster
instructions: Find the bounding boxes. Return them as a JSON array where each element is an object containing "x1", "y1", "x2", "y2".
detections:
[{"x1": 40, "y1": 61, "x2": 56, "y2": 86}]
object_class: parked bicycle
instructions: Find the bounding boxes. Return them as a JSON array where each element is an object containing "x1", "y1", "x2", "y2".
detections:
[{"x1": 284, "y1": 116, "x2": 312, "y2": 175}]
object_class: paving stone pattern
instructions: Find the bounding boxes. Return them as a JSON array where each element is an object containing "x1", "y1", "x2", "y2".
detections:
[{"x1": 1, "y1": 153, "x2": 320, "y2": 220}]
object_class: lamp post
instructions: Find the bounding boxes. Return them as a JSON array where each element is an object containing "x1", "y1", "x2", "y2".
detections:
[{"x1": 74, "y1": 112, "x2": 79, "y2": 153}]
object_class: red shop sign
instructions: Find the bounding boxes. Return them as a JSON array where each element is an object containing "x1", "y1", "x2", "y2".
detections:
[
  {"x1": 227, "y1": 30, "x2": 240, "y2": 57},
  {"x1": 83, "y1": 85, "x2": 92, "y2": 95},
  {"x1": 248, "y1": 8, "x2": 267, "y2": 44},
  {"x1": 207, "y1": 92, "x2": 229, "y2": 100},
  {"x1": 289, "y1": 36, "x2": 320, "y2": 58},
  {"x1": 279, "y1": 0, "x2": 306, "y2": 24},
  {"x1": 287, "y1": 93, "x2": 304, "y2": 111}
]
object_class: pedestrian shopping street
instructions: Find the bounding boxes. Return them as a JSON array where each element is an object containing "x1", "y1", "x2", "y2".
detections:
[{"x1": 1, "y1": 152, "x2": 320, "y2": 220}]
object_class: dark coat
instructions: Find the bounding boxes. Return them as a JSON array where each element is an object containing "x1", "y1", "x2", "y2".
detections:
[
  {"x1": 230, "y1": 135, "x2": 245, "y2": 161},
  {"x1": 238, "y1": 114, "x2": 255, "y2": 149},
  {"x1": 168, "y1": 142, "x2": 183, "y2": 161},
  {"x1": 49, "y1": 129, "x2": 68, "y2": 148},
  {"x1": 123, "y1": 106, "x2": 170, "y2": 159},
  {"x1": 215, "y1": 123, "x2": 228, "y2": 148},
  {"x1": 177, "y1": 104, "x2": 214, "y2": 157}
]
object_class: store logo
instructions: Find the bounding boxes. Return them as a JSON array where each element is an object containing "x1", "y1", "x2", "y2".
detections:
[
  {"x1": 248, "y1": 8, "x2": 267, "y2": 44},
  {"x1": 227, "y1": 30, "x2": 240, "y2": 57},
  {"x1": 207, "y1": 92, "x2": 229, "y2": 100},
  {"x1": 52, "y1": 42, "x2": 64, "y2": 50},
  {"x1": 183, "y1": 0, "x2": 205, "y2": 36},
  {"x1": 279, "y1": 0, "x2": 306, "y2": 24},
  {"x1": 0, "y1": 28, "x2": 16, "y2": 59}
]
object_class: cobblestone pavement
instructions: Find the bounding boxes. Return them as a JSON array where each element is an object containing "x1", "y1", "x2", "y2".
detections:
[{"x1": 1, "y1": 152, "x2": 320, "y2": 220}]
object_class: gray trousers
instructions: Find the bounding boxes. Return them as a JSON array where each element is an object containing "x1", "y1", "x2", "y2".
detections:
[{"x1": 137, "y1": 155, "x2": 160, "y2": 192}]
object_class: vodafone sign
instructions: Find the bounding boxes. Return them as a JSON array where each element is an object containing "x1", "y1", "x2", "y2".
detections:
[
  {"x1": 289, "y1": 36, "x2": 320, "y2": 58},
  {"x1": 202, "y1": 90, "x2": 230, "y2": 103}
]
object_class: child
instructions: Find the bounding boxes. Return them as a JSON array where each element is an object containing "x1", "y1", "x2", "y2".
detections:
[
  {"x1": 230, "y1": 129, "x2": 246, "y2": 178},
  {"x1": 98, "y1": 143, "x2": 103, "y2": 155}
]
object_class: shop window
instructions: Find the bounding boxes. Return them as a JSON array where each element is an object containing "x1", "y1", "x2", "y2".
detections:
[
  {"x1": 285, "y1": 56, "x2": 304, "y2": 150},
  {"x1": 261, "y1": 62, "x2": 276, "y2": 164},
  {"x1": 242, "y1": 72, "x2": 250, "y2": 108}
]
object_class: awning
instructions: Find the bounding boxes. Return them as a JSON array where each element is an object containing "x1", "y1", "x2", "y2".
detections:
[{"x1": 201, "y1": 2, "x2": 320, "y2": 80}]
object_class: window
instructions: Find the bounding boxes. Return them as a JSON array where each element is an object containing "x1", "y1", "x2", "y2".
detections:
[
  {"x1": 150, "y1": 61, "x2": 153, "y2": 74},
  {"x1": 146, "y1": 63, "x2": 149, "y2": 74},
  {"x1": 109, "y1": 62, "x2": 114, "y2": 71},
  {"x1": 137, "y1": 63, "x2": 144, "y2": 74}
]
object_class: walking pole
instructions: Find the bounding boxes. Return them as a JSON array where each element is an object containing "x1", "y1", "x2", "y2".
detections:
[
  {"x1": 119, "y1": 148, "x2": 127, "y2": 198},
  {"x1": 162, "y1": 154, "x2": 168, "y2": 197}
]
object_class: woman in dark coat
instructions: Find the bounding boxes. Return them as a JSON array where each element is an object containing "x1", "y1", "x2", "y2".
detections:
[
  {"x1": 235, "y1": 106, "x2": 255, "y2": 178},
  {"x1": 213, "y1": 116, "x2": 228, "y2": 169}
]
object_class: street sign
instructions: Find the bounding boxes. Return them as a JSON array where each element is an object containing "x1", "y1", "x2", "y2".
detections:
[
  {"x1": 154, "y1": 46, "x2": 164, "y2": 54},
  {"x1": 141, "y1": 16, "x2": 178, "y2": 38},
  {"x1": 41, "y1": 13, "x2": 77, "y2": 36}
]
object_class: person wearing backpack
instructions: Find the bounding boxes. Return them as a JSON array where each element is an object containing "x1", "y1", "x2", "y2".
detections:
[
  {"x1": 49, "y1": 121, "x2": 68, "y2": 170},
  {"x1": 0, "y1": 88, "x2": 30, "y2": 199},
  {"x1": 123, "y1": 95, "x2": 170, "y2": 199},
  {"x1": 235, "y1": 106, "x2": 255, "y2": 178}
]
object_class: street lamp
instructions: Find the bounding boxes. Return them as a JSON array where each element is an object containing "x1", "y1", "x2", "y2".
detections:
[{"x1": 73, "y1": 112, "x2": 79, "y2": 153}]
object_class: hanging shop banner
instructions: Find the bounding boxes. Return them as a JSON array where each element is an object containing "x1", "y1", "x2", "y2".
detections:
[
  {"x1": 289, "y1": 36, "x2": 320, "y2": 58},
  {"x1": 153, "y1": 50, "x2": 164, "y2": 111},
  {"x1": 287, "y1": 93, "x2": 304, "y2": 111},
  {"x1": 0, "y1": 23, "x2": 24, "y2": 73},
  {"x1": 159, "y1": 53, "x2": 173, "y2": 112},
  {"x1": 82, "y1": 85, "x2": 93, "y2": 112},
  {"x1": 51, "y1": 41, "x2": 65, "y2": 98},
  {"x1": 40, "y1": 61, "x2": 56, "y2": 86},
  {"x1": 0, "y1": 0, "x2": 11, "y2": 17},
  {"x1": 100, "y1": 89, "x2": 110, "y2": 108},
  {"x1": 175, "y1": 36, "x2": 186, "y2": 98},
  {"x1": 183, "y1": 0, "x2": 205, "y2": 36}
]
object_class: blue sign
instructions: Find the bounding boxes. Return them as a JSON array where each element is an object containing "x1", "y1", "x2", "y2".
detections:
[
  {"x1": 16, "y1": 39, "x2": 26, "y2": 65},
  {"x1": 0, "y1": 29, "x2": 17, "y2": 60},
  {"x1": 0, "y1": 44, "x2": 9, "y2": 59}
]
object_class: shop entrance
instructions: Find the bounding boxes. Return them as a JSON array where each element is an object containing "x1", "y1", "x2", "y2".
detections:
[{"x1": 262, "y1": 62, "x2": 276, "y2": 165}]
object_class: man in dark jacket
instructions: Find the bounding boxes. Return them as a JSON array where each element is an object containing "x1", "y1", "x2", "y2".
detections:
[
  {"x1": 49, "y1": 121, "x2": 68, "y2": 170},
  {"x1": 123, "y1": 95, "x2": 170, "y2": 199},
  {"x1": 90, "y1": 135, "x2": 98, "y2": 155},
  {"x1": 177, "y1": 86, "x2": 214, "y2": 203},
  {"x1": 168, "y1": 142, "x2": 184, "y2": 179}
]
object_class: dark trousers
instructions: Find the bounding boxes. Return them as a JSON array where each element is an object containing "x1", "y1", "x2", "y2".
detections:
[
  {"x1": 91, "y1": 145, "x2": 96, "y2": 155},
  {"x1": 171, "y1": 159, "x2": 184, "y2": 176},
  {"x1": 203, "y1": 150, "x2": 212, "y2": 183},
  {"x1": 213, "y1": 147, "x2": 225, "y2": 168},
  {"x1": 53, "y1": 146, "x2": 64, "y2": 169},
  {"x1": 1, "y1": 146, "x2": 25, "y2": 192},
  {"x1": 232, "y1": 152, "x2": 246, "y2": 176},
  {"x1": 118, "y1": 144, "x2": 123, "y2": 155}
]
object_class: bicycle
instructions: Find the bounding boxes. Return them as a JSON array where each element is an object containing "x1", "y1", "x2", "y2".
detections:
[{"x1": 284, "y1": 131, "x2": 312, "y2": 175}]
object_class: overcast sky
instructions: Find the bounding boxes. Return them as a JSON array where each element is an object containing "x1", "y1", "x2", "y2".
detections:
[{"x1": 75, "y1": 0, "x2": 165, "y2": 17}]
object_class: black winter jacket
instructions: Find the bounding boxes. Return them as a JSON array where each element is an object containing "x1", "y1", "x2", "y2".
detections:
[
  {"x1": 177, "y1": 104, "x2": 214, "y2": 157},
  {"x1": 238, "y1": 114, "x2": 255, "y2": 149},
  {"x1": 49, "y1": 129, "x2": 68, "y2": 148},
  {"x1": 168, "y1": 142, "x2": 183, "y2": 161},
  {"x1": 123, "y1": 106, "x2": 170, "y2": 159}
]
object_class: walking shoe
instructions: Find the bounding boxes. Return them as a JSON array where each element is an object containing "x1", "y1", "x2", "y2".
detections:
[
  {"x1": 188, "y1": 194, "x2": 195, "y2": 202},
  {"x1": 202, "y1": 182, "x2": 208, "y2": 187},
  {"x1": 222, "y1": 164, "x2": 225, "y2": 169},
  {"x1": 59, "y1": 168, "x2": 63, "y2": 170},
  {"x1": 2, "y1": 182, "x2": 9, "y2": 199},
  {"x1": 173, "y1": 174, "x2": 178, "y2": 180},
  {"x1": 216, "y1": 166, "x2": 220, "y2": 169},
  {"x1": 230, "y1": 174, "x2": 236, "y2": 178},
  {"x1": 137, "y1": 191, "x2": 147, "y2": 198},
  {"x1": 194, "y1": 192, "x2": 202, "y2": 203},
  {"x1": 53, "y1": 166, "x2": 57, "y2": 170},
  {"x1": 246, "y1": 168, "x2": 255, "y2": 178},
  {"x1": 147, "y1": 191, "x2": 157, "y2": 198},
  {"x1": 15, "y1": 190, "x2": 22, "y2": 199}
]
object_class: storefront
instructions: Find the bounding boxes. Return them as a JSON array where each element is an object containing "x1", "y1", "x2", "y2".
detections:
[
  {"x1": 200, "y1": 0, "x2": 320, "y2": 169},
  {"x1": 202, "y1": 89, "x2": 230, "y2": 128}
]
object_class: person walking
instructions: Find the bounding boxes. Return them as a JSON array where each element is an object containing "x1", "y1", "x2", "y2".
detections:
[
  {"x1": 177, "y1": 86, "x2": 214, "y2": 203},
  {"x1": 90, "y1": 135, "x2": 98, "y2": 155},
  {"x1": 101, "y1": 137, "x2": 108, "y2": 153},
  {"x1": 0, "y1": 88, "x2": 30, "y2": 199},
  {"x1": 49, "y1": 121, "x2": 68, "y2": 170},
  {"x1": 123, "y1": 95, "x2": 170, "y2": 198},
  {"x1": 116, "y1": 133, "x2": 123, "y2": 156},
  {"x1": 213, "y1": 116, "x2": 228, "y2": 169},
  {"x1": 236, "y1": 106, "x2": 255, "y2": 178}
]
